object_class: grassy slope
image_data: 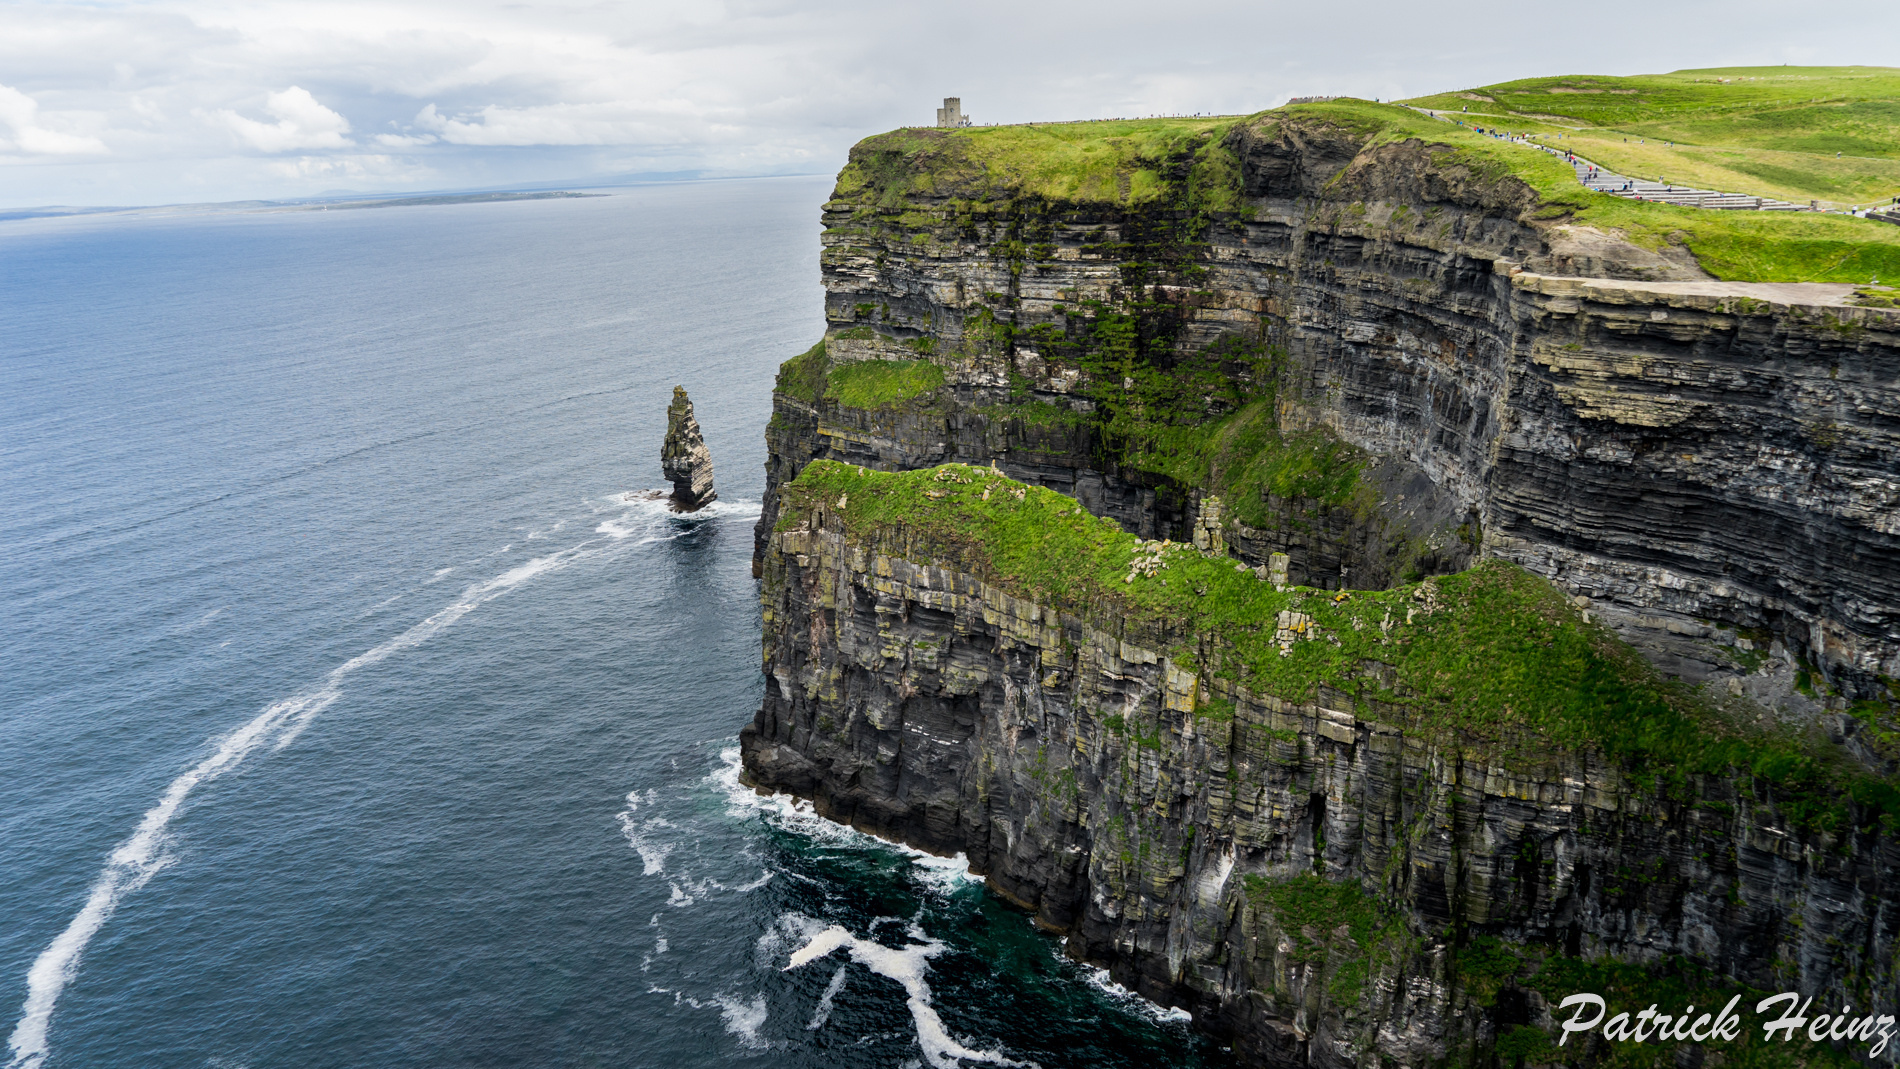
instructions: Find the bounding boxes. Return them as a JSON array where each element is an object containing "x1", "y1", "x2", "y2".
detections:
[
  {"x1": 1404, "y1": 66, "x2": 1900, "y2": 207},
  {"x1": 832, "y1": 116, "x2": 1244, "y2": 209},
  {"x1": 825, "y1": 359, "x2": 944, "y2": 409},
  {"x1": 779, "y1": 461, "x2": 1899, "y2": 826},
  {"x1": 1286, "y1": 96, "x2": 1900, "y2": 282},
  {"x1": 834, "y1": 80, "x2": 1900, "y2": 282}
]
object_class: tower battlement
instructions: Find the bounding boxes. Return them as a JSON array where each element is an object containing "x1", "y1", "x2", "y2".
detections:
[{"x1": 935, "y1": 97, "x2": 970, "y2": 127}]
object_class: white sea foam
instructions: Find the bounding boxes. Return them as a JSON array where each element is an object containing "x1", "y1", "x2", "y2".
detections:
[
  {"x1": 593, "y1": 497, "x2": 703, "y2": 542},
  {"x1": 617, "y1": 779, "x2": 772, "y2": 892},
  {"x1": 710, "y1": 748, "x2": 983, "y2": 892},
  {"x1": 712, "y1": 994, "x2": 770, "y2": 1049},
  {"x1": 730, "y1": 871, "x2": 773, "y2": 892},
  {"x1": 909, "y1": 850, "x2": 985, "y2": 894},
  {"x1": 808, "y1": 965, "x2": 848, "y2": 1030},
  {"x1": 784, "y1": 923, "x2": 1032, "y2": 1068},
  {"x1": 616, "y1": 794, "x2": 677, "y2": 875},
  {"x1": 5, "y1": 539, "x2": 608, "y2": 1069},
  {"x1": 1076, "y1": 962, "x2": 1193, "y2": 1024}
]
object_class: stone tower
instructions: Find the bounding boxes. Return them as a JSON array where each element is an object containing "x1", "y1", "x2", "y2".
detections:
[{"x1": 935, "y1": 98, "x2": 967, "y2": 128}]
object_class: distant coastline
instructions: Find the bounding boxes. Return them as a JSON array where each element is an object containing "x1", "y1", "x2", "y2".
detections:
[
  {"x1": 0, "y1": 189, "x2": 607, "y2": 224},
  {"x1": 284, "y1": 191, "x2": 607, "y2": 212}
]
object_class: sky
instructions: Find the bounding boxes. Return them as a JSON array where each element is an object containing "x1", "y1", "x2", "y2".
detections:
[{"x1": 1, "y1": 0, "x2": 1896, "y2": 208}]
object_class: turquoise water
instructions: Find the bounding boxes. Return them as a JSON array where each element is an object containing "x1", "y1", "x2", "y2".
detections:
[{"x1": 0, "y1": 181, "x2": 1227, "y2": 1068}]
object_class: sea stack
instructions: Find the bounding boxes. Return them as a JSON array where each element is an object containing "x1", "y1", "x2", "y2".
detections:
[{"x1": 661, "y1": 385, "x2": 716, "y2": 512}]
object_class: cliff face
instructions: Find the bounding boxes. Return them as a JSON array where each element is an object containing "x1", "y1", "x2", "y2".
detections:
[
  {"x1": 741, "y1": 108, "x2": 1900, "y2": 1067},
  {"x1": 741, "y1": 474, "x2": 1898, "y2": 1068},
  {"x1": 752, "y1": 113, "x2": 1900, "y2": 709}
]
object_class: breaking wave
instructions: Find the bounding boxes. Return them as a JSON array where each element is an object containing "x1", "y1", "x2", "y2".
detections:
[{"x1": 784, "y1": 920, "x2": 1034, "y2": 1068}]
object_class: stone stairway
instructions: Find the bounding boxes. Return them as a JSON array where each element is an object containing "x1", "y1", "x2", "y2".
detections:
[
  {"x1": 1403, "y1": 107, "x2": 1813, "y2": 212},
  {"x1": 1529, "y1": 142, "x2": 1810, "y2": 211}
]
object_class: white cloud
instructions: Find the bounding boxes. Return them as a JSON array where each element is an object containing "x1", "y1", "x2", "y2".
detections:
[
  {"x1": 0, "y1": 0, "x2": 1898, "y2": 205},
  {"x1": 0, "y1": 84, "x2": 107, "y2": 155},
  {"x1": 264, "y1": 152, "x2": 422, "y2": 180},
  {"x1": 411, "y1": 101, "x2": 663, "y2": 146},
  {"x1": 218, "y1": 86, "x2": 351, "y2": 151}
]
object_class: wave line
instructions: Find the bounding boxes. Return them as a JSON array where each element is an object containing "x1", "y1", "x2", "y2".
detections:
[{"x1": 3, "y1": 539, "x2": 600, "y2": 1069}]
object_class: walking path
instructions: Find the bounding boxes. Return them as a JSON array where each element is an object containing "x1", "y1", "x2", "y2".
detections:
[
  {"x1": 1406, "y1": 106, "x2": 1811, "y2": 212},
  {"x1": 1529, "y1": 141, "x2": 1809, "y2": 211}
]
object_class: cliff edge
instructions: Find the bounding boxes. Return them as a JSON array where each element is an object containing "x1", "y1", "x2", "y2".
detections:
[
  {"x1": 741, "y1": 99, "x2": 1900, "y2": 1067},
  {"x1": 745, "y1": 462, "x2": 1898, "y2": 1069}
]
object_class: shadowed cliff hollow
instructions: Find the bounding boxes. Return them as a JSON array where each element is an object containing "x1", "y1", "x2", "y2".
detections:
[{"x1": 742, "y1": 96, "x2": 1900, "y2": 1068}]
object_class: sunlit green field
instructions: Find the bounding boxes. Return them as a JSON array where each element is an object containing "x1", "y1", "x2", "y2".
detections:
[
  {"x1": 833, "y1": 70, "x2": 1900, "y2": 283},
  {"x1": 1404, "y1": 66, "x2": 1900, "y2": 207}
]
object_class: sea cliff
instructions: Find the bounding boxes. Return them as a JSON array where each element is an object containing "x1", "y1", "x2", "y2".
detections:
[
  {"x1": 744, "y1": 463, "x2": 1897, "y2": 1067},
  {"x1": 741, "y1": 101, "x2": 1900, "y2": 1066}
]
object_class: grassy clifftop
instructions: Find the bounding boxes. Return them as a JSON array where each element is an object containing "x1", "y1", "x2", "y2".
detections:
[
  {"x1": 833, "y1": 115, "x2": 1244, "y2": 209},
  {"x1": 777, "y1": 461, "x2": 1899, "y2": 826},
  {"x1": 1404, "y1": 65, "x2": 1900, "y2": 206},
  {"x1": 1282, "y1": 96, "x2": 1900, "y2": 281},
  {"x1": 828, "y1": 71, "x2": 1900, "y2": 282}
]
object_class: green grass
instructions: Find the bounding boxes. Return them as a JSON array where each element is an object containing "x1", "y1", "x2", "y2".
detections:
[
  {"x1": 775, "y1": 339, "x2": 830, "y2": 405},
  {"x1": 777, "y1": 461, "x2": 1900, "y2": 826},
  {"x1": 824, "y1": 358, "x2": 945, "y2": 409},
  {"x1": 976, "y1": 398, "x2": 1093, "y2": 430},
  {"x1": 1404, "y1": 65, "x2": 1900, "y2": 207},
  {"x1": 1111, "y1": 398, "x2": 1365, "y2": 524},
  {"x1": 833, "y1": 117, "x2": 1245, "y2": 208},
  {"x1": 1282, "y1": 97, "x2": 1900, "y2": 282},
  {"x1": 1241, "y1": 873, "x2": 1414, "y2": 1005},
  {"x1": 771, "y1": 344, "x2": 947, "y2": 411},
  {"x1": 832, "y1": 84, "x2": 1900, "y2": 283},
  {"x1": 1060, "y1": 328, "x2": 1365, "y2": 518}
]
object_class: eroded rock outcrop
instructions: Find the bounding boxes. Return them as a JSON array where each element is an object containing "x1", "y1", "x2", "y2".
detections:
[{"x1": 662, "y1": 385, "x2": 716, "y2": 511}]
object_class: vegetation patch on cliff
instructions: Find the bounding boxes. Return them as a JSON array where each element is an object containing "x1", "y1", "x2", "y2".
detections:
[
  {"x1": 774, "y1": 339, "x2": 831, "y2": 405},
  {"x1": 776, "y1": 461, "x2": 1900, "y2": 825},
  {"x1": 1242, "y1": 873, "x2": 1415, "y2": 1005},
  {"x1": 825, "y1": 359, "x2": 945, "y2": 409},
  {"x1": 1049, "y1": 324, "x2": 1361, "y2": 521},
  {"x1": 1120, "y1": 398, "x2": 1366, "y2": 521},
  {"x1": 772, "y1": 342, "x2": 945, "y2": 410}
]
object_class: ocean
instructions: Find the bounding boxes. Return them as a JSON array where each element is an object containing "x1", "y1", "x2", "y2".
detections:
[{"x1": 0, "y1": 179, "x2": 1229, "y2": 1068}]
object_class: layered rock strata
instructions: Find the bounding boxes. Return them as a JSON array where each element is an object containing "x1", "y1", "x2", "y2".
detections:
[
  {"x1": 739, "y1": 108, "x2": 1900, "y2": 1068},
  {"x1": 751, "y1": 114, "x2": 1900, "y2": 708},
  {"x1": 743, "y1": 502, "x2": 1899, "y2": 1068},
  {"x1": 662, "y1": 385, "x2": 716, "y2": 511}
]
